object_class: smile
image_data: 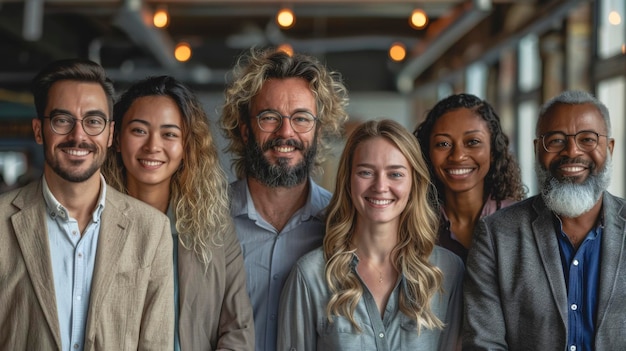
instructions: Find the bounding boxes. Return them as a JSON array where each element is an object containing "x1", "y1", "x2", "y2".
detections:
[
  {"x1": 64, "y1": 149, "x2": 90, "y2": 156},
  {"x1": 139, "y1": 159, "x2": 164, "y2": 167},
  {"x1": 274, "y1": 146, "x2": 296, "y2": 153},
  {"x1": 447, "y1": 168, "x2": 473, "y2": 175},
  {"x1": 366, "y1": 198, "x2": 393, "y2": 205},
  {"x1": 561, "y1": 166, "x2": 585, "y2": 173}
]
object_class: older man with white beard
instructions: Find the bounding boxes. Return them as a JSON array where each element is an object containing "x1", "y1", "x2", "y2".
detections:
[{"x1": 463, "y1": 90, "x2": 626, "y2": 351}]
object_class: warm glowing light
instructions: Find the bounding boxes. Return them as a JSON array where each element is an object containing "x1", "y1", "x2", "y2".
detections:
[
  {"x1": 153, "y1": 8, "x2": 169, "y2": 28},
  {"x1": 622, "y1": 43, "x2": 625, "y2": 54},
  {"x1": 409, "y1": 9, "x2": 428, "y2": 29},
  {"x1": 608, "y1": 11, "x2": 622, "y2": 25},
  {"x1": 174, "y1": 42, "x2": 192, "y2": 62},
  {"x1": 389, "y1": 42, "x2": 406, "y2": 62},
  {"x1": 277, "y1": 43, "x2": 294, "y2": 56},
  {"x1": 277, "y1": 8, "x2": 295, "y2": 29}
]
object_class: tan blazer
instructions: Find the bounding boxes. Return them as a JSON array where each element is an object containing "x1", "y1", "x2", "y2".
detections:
[
  {"x1": 0, "y1": 180, "x2": 174, "y2": 350},
  {"x1": 177, "y1": 221, "x2": 254, "y2": 350}
]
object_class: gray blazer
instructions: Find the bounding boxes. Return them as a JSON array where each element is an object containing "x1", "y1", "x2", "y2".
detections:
[
  {"x1": 463, "y1": 192, "x2": 626, "y2": 351},
  {"x1": 0, "y1": 180, "x2": 174, "y2": 350}
]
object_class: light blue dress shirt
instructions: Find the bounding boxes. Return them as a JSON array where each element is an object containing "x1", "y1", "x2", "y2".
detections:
[
  {"x1": 229, "y1": 178, "x2": 331, "y2": 351},
  {"x1": 43, "y1": 174, "x2": 106, "y2": 351}
]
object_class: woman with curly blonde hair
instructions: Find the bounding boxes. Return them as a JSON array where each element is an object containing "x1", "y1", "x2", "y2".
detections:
[
  {"x1": 102, "y1": 76, "x2": 253, "y2": 350},
  {"x1": 414, "y1": 93, "x2": 526, "y2": 262},
  {"x1": 278, "y1": 119, "x2": 463, "y2": 351}
]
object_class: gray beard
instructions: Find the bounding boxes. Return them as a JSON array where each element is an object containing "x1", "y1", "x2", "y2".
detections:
[{"x1": 535, "y1": 153, "x2": 612, "y2": 218}]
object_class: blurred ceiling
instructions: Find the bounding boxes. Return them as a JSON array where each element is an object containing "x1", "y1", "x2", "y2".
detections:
[{"x1": 0, "y1": 0, "x2": 557, "y2": 94}]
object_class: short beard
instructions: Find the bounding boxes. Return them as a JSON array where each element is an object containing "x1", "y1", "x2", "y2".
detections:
[
  {"x1": 43, "y1": 136, "x2": 102, "y2": 183},
  {"x1": 535, "y1": 153, "x2": 612, "y2": 218},
  {"x1": 244, "y1": 131, "x2": 317, "y2": 188}
]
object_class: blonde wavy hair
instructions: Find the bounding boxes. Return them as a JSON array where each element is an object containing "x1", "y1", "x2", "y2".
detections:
[
  {"x1": 102, "y1": 76, "x2": 230, "y2": 266},
  {"x1": 219, "y1": 48, "x2": 349, "y2": 179},
  {"x1": 324, "y1": 119, "x2": 444, "y2": 332}
]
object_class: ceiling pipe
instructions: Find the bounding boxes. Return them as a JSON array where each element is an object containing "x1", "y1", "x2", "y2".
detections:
[
  {"x1": 396, "y1": 0, "x2": 492, "y2": 94},
  {"x1": 113, "y1": 0, "x2": 180, "y2": 69},
  {"x1": 23, "y1": 0, "x2": 44, "y2": 41}
]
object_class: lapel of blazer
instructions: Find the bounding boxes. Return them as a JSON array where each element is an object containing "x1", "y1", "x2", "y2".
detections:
[
  {"x1": 11, "y1": 181, "x2": 63, "y2": 349},
  {"x1": 84, "y1": 187, "x2": 131, "y2": 335},
  {"x1": 595, "y1": 192, "x2": 626, "y2": 326},
  {"x1": 531, "y1": 196, "x2": 568, "y2": 326}
]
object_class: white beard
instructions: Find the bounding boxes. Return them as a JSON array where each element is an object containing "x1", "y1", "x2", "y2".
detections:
[{"x1": 535, "y1": 153, "x2": 612, "y2": 218}]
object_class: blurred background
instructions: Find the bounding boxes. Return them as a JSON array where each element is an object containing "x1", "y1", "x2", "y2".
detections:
[{"x1": 0, "y1": 0, "x2": 624, "y2": 196}]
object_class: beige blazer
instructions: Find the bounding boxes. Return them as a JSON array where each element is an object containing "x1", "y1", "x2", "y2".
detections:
[
  {"x1": 0, "y1": 180, "x2": 174, "y2": 350},
  {"x1": 177, "y1": 221, "x2": 254, "y2": 350}
]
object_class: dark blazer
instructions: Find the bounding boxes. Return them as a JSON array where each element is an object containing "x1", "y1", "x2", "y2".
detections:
[
  {"x1": 463, "y1": 192, "x2": 626, "y2": 351},
  {"x1": 177, "y1": 220, "x2": 255, "y2": 350},
  {"x1": 0, "y1": 180, "x2": 174, "y2": 350}
]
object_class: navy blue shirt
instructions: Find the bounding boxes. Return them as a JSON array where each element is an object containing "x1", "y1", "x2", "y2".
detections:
[{"x1": 556, "y1": 217, "x2": 602, "y2": 351}]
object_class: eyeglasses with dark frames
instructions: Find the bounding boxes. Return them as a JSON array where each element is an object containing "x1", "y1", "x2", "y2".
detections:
[
  {"x1": 540, "y1": 130, "x2": 608, "y2": 153},
  {"x1": 43, "y1": 114, "x2": 110, "y2": 136},
  {"x1": 255, "y1": 110, "x2": 318, "y2": 133}
]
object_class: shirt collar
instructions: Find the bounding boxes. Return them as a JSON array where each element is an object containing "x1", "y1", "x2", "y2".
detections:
[
  {"x1": 232, "y1": 177, "x2": 327, "y2": 221},
  {"x1": 42, "y1": 173, "x2": 107, "y2": 223}
]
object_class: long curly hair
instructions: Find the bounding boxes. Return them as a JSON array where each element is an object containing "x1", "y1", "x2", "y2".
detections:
[
  {"x1": 324, "y1": 119, "x2": 444, "y2": 333},
  {"x1": 219, "y1": 48, "x2": 349, "y2": 179},
  {"x1": 102, "y1": 76, "x2": 229, "y2": 266},
  {"x1": 414, "y1": 93, "x2": 525, "y2": 202}
]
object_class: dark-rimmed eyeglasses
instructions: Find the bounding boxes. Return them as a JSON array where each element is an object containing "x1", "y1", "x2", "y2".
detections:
[
  {"x1": 540, "y1": 131, "x2": 608, "y2": 153},
  {"x1": 255, "y1": 110, "x2": 318, "y2": 133},
  {"x1": 43, "y1": 115, "x2": 110, "y2": 136}
]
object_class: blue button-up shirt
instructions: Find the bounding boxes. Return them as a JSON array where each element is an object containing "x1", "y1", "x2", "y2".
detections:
[
  {"x1": 556, "y1": 217, "x2": 602, "y2": 351},
  {"x1": 43, "y1": 175, "x2": 106, "y2": 351},
  {"x1": 230, "y1": 178, "x2": 331, "y2": 351}
]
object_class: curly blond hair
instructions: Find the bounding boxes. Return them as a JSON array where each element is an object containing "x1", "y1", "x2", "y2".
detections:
[
  {"x1": 102, "y1": 76, "x2": 229, "y2": 266},
  {"x1": 324, "y1": 119, "x2": 444, "y2": 333},
  {"x1": 219, "y1": 48, "x2": 349, "y2": 179}
]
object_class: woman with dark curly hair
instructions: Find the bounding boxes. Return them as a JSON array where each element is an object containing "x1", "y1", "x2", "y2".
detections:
[{"x1": 414, "y1": 93, "x2": 526, "y2": 262}]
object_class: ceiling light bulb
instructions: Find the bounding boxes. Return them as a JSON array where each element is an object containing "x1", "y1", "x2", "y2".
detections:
[
  {"x1": 153, "y1": 8, "x2": 169, "y2": 28},
  {"x1": 608, "y1": 11, "x2": 621, "y2": 25},
  {"x1": 277, "y1": 8, "x2": 295, "y2": 29},
  {"x1": 175, "y1": 42, "x2": 192, "y2": 62},
  {"x1": 409, "y1": 9, "x2": 428, "y2": 30},
  {"x1": 389, "y1": 42, "x2": 407, "y2": 62}
]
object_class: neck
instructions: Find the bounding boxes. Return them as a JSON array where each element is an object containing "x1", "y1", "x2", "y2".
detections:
[
  {"x1": 43, "y1": 168, "x2": 102, "y2": 233},
  {"x1": 352, "y1": 220, "x2": 398, "y2": 261},
  {"x1": 443, "y1": 186, "x2": 486, "y2": 222},
  {"x1": 246, "y1": 176, "x2": 310, "y2": 231},
  {"x1": 127, "y1": 179, "x2": 171, "y2": 214},
  {"x1": 558, "y1": 197, "x2": 604, "y2": 249}
]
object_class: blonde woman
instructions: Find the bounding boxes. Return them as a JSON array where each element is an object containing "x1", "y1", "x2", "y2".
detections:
[
  {"x1": 278, "y1": 119, "x2": 463, "y2": 351},
  {"x1": 103, "y1": 76, "x2": 254, "y2": 350}
]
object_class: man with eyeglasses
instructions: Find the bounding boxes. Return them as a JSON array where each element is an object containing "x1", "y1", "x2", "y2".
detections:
[
  {"x1": 220, "y1": 49, "x2": 349, "y2": 351},
  {"x1": 464, "y1": 90, "x2": 626, "y2": 351},
  {"x1": 0, "y1": 59, "x2": 174, "y2": 350}
]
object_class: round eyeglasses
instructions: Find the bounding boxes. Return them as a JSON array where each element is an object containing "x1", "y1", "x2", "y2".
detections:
[
  {"x1": 43, "y1": 115, "x2": 110, "y2": 136},
  {"x1": 540, "y1": 131, "x2": 608, "y2": 153},
  {"x1": 255, "y1": 110, "x2": 318, "y2": 133}
]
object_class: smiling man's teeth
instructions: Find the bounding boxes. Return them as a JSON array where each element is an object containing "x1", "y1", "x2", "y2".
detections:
[
  {"x1": 448, "y1": 168, "x2": 472, "y2": 175},
  {"x1": 140, "y1": 160, "x2": 163, "y2": 167},
  {"x1": 65, "y1": 149, "x2": 89, "y2": 156},
  {"x1": 275, "y1": 146, "x2": 295, "y2": 152},
  {"x1": 368, "y1": 198, "x2": 393, "y2": 205},
  {"x1": 562, "y1": 166, "x2": 585, "y2": 172}
]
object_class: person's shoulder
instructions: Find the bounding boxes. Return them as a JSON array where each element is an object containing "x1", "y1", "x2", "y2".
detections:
[
  {"x1": 430, "y1": 246, "x2": 464, "y2": 275},
  {"x1": 105, "y1": 186, "x2": 168, "y2": 221},
  {"x1": 483, "y1": 195, "x2": 538, "y2": 223},
  {"x1": 296, "y1": 246, "x2": 324, "y2": 267}
]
